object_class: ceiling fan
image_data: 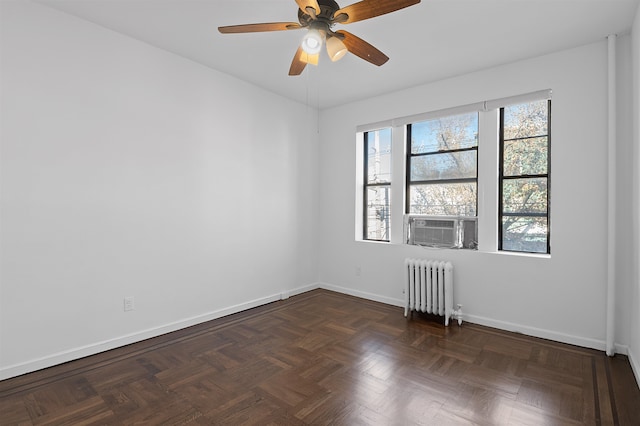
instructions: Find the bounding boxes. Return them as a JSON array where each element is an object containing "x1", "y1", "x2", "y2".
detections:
[{"x1": 218, "y1": 0, "x2": 421, "y2": 76}]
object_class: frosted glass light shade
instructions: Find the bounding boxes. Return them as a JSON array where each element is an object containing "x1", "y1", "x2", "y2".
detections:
[
  {"x1": 301, "y1": 29, "x2": 323, "y2": 55},
  {"x1": 326, "y1": 36, "x2": 347, "y2": 62}
]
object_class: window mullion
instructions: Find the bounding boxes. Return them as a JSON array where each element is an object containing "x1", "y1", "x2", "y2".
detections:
[
  {"x1": 502, "y1": 174, "x2": 548, "y2": 180},
  {"x1": 410, "y1": 177, "x2": 478, "y2": 186},
  {"x1": 410, "y1": 146, "x2": 478, "y2": 157}
]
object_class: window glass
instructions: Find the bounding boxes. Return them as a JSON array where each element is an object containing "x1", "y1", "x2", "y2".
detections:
[
  {"x1": 365, "y1": 187, "x2": 391, "y2": 240},
  {"x1": 366, "y1": 128, "x2": 392, "y2": 184},
  {"x1": 503, "y1": 101, "x2": 548, "y2": 139},
  {"x1": 364, "y1": 128, "x2": 392, "y2": 241},
  {"x1": 410, "y1": 151, "x2": 477, "y2": 181},
  {"x1": 409, "y1": 182, "x2": 477, "y2": 216},
  {"x1": 503, "y1": 137, "x2": 548, "y2": 176},
  {"x1": 502, "y1": 178, "x2": 547, "y2": 214},
  {"x1": 501, "y1": 217, "x2": 548, "y2": 253},
  {"x1": 500, "y1": 99, "x2": 550, "y2": 254},
  {"x1": 407, "y1": 112, "x2": 478, "y2": 218},
  {"x1": 411, "y1": 113, "x2": 478, "y2": 154}
]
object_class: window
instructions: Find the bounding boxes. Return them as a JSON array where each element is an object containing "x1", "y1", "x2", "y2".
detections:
[
  {"x1": 499, "y1": 100, "x2": 551, "y2": 253},
  {"x1": 406, "y1": 112, "x2": 478, "y2": 216},
  {"x1": 357, "y1": 90, "x2": 551, "y2": 254},
  {"x1": 363, "y1": 128, "x2": 392, "y2": 241}
]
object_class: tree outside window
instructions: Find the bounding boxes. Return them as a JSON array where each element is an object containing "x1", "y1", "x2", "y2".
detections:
[
  {"x1": 407, "y1": 112, "x2": 478, "y2": 217},
  {"x1": 499, "y1": 100, "x2": 551, "y2": 254}
]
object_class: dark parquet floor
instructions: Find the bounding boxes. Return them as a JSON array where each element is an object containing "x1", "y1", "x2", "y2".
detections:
[{"x1": 1, "y1": 289, "x2": 639, "y2": 425}]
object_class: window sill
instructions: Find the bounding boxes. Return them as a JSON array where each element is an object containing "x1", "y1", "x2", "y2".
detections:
[
  {"x1": 355, "y1": 239, "x2": 551, "y2": 258},
  {"x1": 491, "y1": 250, "x2": 551, "y2": 259}
]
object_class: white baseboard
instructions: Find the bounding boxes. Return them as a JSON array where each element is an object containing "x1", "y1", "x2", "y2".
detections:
[
  {"x1": 0, "y1": 283, "x2": 321, "y2": 381},
  {"x1": 280, "y1": 282, "x2": 320, "y2": 300},
  {"x1": 319, "y1": 282, "x2": 404, "y2": 308},
  {"x1": 463, "y1": 313, "x2": 607, "y2": 351},
  {"x1": 317, "y1": 282, "x2": 630, "y2": 355},
  {"x1": 3, "y1": 282, "x2": 633, "y2": 384},
  {"x1": 629, "y1": 347, "x2": 640, "y2": 390},
  {"x1": 615, "y1": 343, "x2": 629, "y2": 356}
]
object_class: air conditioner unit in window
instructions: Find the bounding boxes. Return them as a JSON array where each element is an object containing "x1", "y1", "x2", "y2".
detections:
[{"x1": 406, "y1": 215, "x2": 477, "y2": 249}]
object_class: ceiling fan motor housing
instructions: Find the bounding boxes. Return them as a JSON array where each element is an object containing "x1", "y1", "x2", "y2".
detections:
[{"x1": 298, "y1": 0, "x2": 341, "y2": 28}]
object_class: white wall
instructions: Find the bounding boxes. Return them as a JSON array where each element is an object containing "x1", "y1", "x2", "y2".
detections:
[
  {"x1": 0, "y1": 1, "x2": 319, "y2": 379},
  {"x1": 318, "y1": 38, "x2": 635, "y2": 352}
]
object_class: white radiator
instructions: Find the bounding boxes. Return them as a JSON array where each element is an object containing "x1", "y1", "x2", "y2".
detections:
[{"x1": 404, "y1": 258, "x2": 462, "y2": 326}]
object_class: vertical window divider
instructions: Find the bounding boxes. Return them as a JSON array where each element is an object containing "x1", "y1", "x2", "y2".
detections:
[
  {"x1": 404, "y1": 124, "x2": 413, "y2": 215},
  {"x1": 546, "y1": 99, "x2": 552, "y2": 254},
  {"x1": 477, "y1": 109, "x2": 499, "y2": 252},
  {"x1": 389, "y1": 124, "x2": 407, "y2": 244},
  {"x1": 363, "y1": 132, "x2": 370, "y2": 240},
  {"x1": 498, "y1": 107, "x2": 506, "y2": 250}
]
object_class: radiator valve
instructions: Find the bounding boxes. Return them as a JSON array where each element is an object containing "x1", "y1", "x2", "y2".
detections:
[{"x1": 452, "y1": 304, "x2": 463, "y2": 326}]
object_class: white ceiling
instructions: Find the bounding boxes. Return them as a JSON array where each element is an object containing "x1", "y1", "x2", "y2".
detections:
[{"x1": 36, "y1": 0, "x2": 639, "y2": 109}]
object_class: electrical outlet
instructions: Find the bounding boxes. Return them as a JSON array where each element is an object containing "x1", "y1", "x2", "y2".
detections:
[
  {"x1": 355, "y1": 266, "x2": 362, "y2": 276},
  {"x1": 124, "y1": 296, "x2": 135, "y2": 312}
]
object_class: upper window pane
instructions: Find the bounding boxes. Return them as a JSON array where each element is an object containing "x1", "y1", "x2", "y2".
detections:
[
  {"x1": 503, "y1": 100, "x2": 548, "y2": 140},
  {"x1": 411, "y1": 112, "x2": 478, "y2": 154},
  {"x1": 503, "y1": 136, "x2": 548, "y2": 176},
  {"x1": 411, "y1": 151, "x2": 477, "y2": 181},
  {"x1": 366, "y1": 128, "x2": 392, "y2": 184}
]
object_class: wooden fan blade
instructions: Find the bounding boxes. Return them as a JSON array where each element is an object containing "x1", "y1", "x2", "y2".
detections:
[
  {"x1": 295, "y1": 0, "x2": 321, "y2": 15},
  {"x1": 334, "y1": 0, "x2": 420, "y2": 24},
  {"x1": 218, "y1": 22, "x2": 301, "y2": 34},
  {"x1": 336, "y1": 30, "x2": 389, "y2": 66},
  {"x1": 289, "y1": 46, "x2": 308, "y2": 76}
]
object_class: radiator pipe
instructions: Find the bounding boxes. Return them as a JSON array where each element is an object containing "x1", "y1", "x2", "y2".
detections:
[{"x1": 606, "y1": 34, "x2": 617, "y2": 357}]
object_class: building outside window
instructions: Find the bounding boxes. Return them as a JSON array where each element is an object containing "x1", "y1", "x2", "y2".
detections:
[{"x1": 363, "y1": 128, "x2": 392, "y2": 241}]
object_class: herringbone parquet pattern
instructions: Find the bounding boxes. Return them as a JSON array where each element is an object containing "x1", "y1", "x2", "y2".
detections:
[{"x1": 1, "y1": 289, "x2": 639, "y2": 425}]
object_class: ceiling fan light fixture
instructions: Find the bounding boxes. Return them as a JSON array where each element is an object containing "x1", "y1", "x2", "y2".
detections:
[
  {"x1": 301, "y1": 51, "x2": 319, "y2": 65},
  {"x1": 301, "y1": 29, "x2": 323, "y2": 55},
  {"x1": 326, "y1": 36, "x2": 348, "y2": 62}
]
